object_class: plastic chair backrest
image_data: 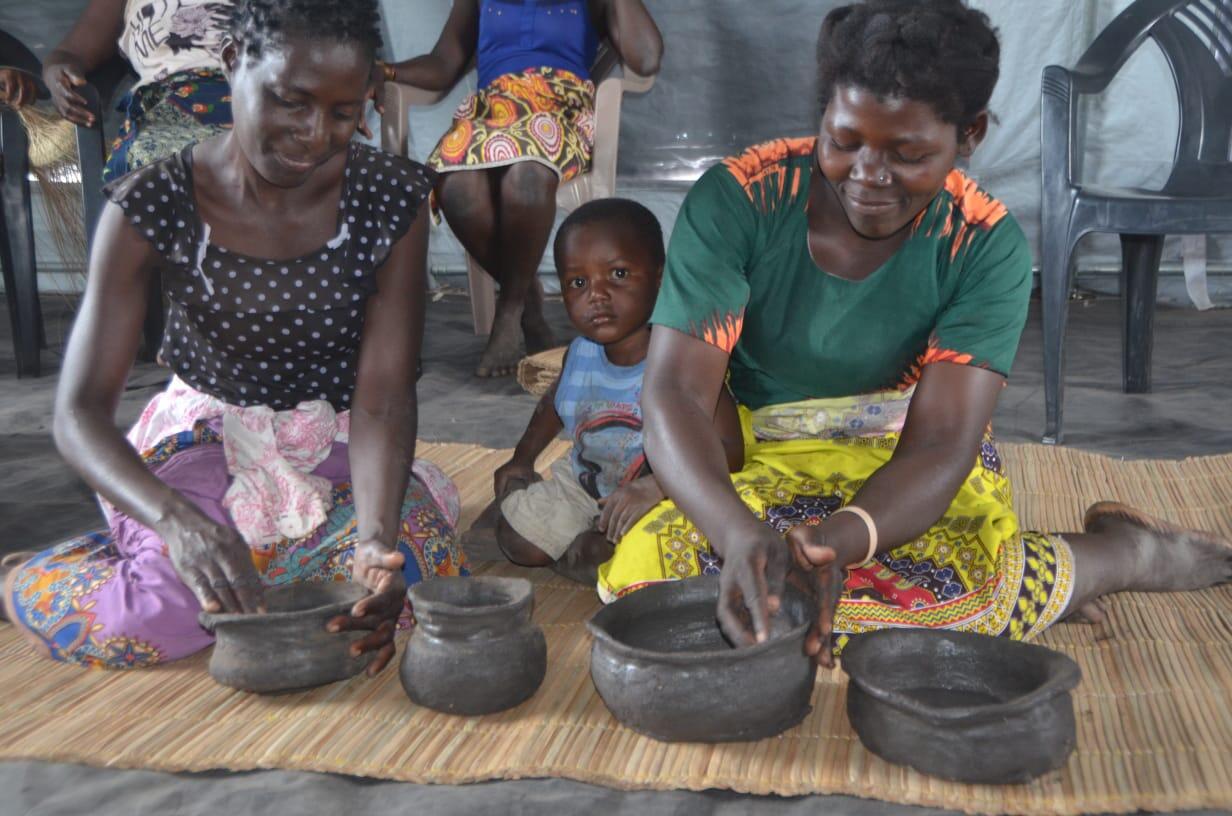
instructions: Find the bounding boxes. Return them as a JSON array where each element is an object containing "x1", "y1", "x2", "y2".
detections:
[{"x1": 1076, "y1": 0, "x2": 1232, "y2": 192}]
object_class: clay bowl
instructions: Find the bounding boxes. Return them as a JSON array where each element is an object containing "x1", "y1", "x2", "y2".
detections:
[
  {"x1": 401, "y1": 576, "x2": 547, "y2": 715},
  {"x1": 587, "y1": 574, "x2": 818, "y2": 743},
  {"x1": 841, "y1": 629, "x2": 1082, "y2": 784},
  {"x1": 198, "y1": 582, "x2": 373, "y2": 694}
]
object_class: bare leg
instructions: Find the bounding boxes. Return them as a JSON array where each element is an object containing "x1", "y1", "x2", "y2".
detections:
[
  {"x1": 476, "y1": 162, "x2": 559, "y2": 377},
  {"x1": 437, "y1": 168, "x2": 501, "y2": 275},
  {"x1": 550, "y1": 530, "x2": 614, "y2": 586},
  {"x1": 1061, "y1": 501, "x2": 1232, "y2": 620},
  {"x1": 495, "y1": 512, "x2": 555, "y2": 568}
]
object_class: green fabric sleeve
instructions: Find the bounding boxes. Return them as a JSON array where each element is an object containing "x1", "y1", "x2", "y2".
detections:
[
  {"x1": 650, "y1": 164, "x2": 757, "y2": 353},
  {"x1": 930, "y1": 214, "x2": 1033, "y2": 377}
]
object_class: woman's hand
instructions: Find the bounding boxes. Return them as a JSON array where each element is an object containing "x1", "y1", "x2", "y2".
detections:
[
  {"x1": 330, "y1": 538, "x2": 407, "y2": 676},
  {"x1": 493, "y1": 458, "x2": 540, "y2": 502},
  {"x1": 41, "y1": 60, "x2": 94, "y2": 126},
  {"x1": 787, "y1": 522, "x2": 867, "y2": 668},
  {"x1": 0, "y1": 69, "x2": 37, "y2": 111},
  {"x1": 596, "y1": 475, "x2": 664, "y2": 543},
  {"x1": 714, "y1": 523, "x2": 790, "y2": 647},
  {"x1": 159, "y1": 504, "x2": 265, "y2": 614}
]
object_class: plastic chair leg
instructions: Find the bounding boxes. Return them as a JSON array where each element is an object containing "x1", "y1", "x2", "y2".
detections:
[
  {"x1": 1119, "y1": 233, "x2": 1163, "y2": 394},
  {"x1": 1040, "y1": 223, "x2": 1080, "y2": 445},
  {"x1": 1, "y1": 110, "x2": 42, "y2": 377},
  {"x1": 466, "y1": 252, "x2": 497, "y2": 336}
]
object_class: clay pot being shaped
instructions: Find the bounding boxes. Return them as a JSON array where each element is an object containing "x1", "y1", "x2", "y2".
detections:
[
  {"x1": 199, "y1": 582, "x2": 373, "y2": 694},
  {"x1": 841, "y1": 628, "x2": 1082, "y2": 784},
  {"x1": 587, "y1": 574, "x2": 818, "y2": 742},
  {"x1": 401, "y1": 576, "x2": 547, "y2": 715}
]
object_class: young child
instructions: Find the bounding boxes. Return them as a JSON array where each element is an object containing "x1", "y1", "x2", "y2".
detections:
[{"x1": 492, "y1": 198, "x2": 743, "y2": 584}]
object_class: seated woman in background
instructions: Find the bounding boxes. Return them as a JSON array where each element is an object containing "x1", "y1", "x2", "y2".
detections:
[
  {"x1": 0, "y1": 0, "x2": 466, "y2": 673},
  {"x1": 375, "y1": 0, "x2": 663, "y2": 377},
  {"x1": 0, "y1": 0, "x2": 234, "y2": 181},
  {"x1": 605, "y1": 0, "x2": 1231, "y2": 663}
]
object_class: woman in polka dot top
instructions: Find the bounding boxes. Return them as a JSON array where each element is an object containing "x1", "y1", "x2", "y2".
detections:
[{"x1": 1, "y1": 0, "x2": 468, "y2": 672}]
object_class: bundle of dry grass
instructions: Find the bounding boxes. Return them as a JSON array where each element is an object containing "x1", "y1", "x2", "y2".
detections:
[
  {"x1": 15, "y1": 104, "x2": 87, "y2": 280},
  {"x1": 516, "y1": 345, "x2": 566, "y2": 396}
]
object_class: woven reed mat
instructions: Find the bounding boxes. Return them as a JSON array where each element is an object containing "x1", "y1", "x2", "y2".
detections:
[{"x1": 2, "y1": 441, "x2": 1231, "y2": 815}]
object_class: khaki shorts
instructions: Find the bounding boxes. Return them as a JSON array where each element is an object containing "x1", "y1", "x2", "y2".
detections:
[{"x1": 499, "y1": 458, "x2": 599, "y2": 560}]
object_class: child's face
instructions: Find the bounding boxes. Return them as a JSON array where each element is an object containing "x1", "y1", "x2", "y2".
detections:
[{"x1": 558, "y1": 222, "x2": 661, "y2": 346}]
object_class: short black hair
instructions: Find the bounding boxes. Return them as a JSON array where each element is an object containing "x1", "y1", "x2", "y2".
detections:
[
  {"x1": 553, "y1": 198, "x2": 666, "y2": 272},
  {"x1": 229, "y1": 0, "x2": 383, "y2": 60},
  {"x1": 816, "y1": 0, "x2": 1000, "y2": 130}
]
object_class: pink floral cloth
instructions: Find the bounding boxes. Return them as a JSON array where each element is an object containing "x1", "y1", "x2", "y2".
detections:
[{"x1": 119, "y1": 377, "x2": 459, "y2": 552}]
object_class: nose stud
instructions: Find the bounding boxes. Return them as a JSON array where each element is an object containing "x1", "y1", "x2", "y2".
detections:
[{"x1": 877, "y1": 172, "x2": 890, "y2": 184}]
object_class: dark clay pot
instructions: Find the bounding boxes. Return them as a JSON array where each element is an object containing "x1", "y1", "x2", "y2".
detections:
[
  {"x1": 401, "y1": 576, "x2": 546, "y2": 715},
  {"x1": 841, "y1": 628, "x2": 1082, "y2": 784},
  {"x1": 198, "y1": 582, "x2": 373, "y2": 694},
  {"x1": 587, "y1": 574, "x2": 818, "y2": 743}
]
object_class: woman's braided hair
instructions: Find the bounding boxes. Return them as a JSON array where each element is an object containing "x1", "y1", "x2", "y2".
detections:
[
  {"x1": 229, "y1": 0, "x2": 383, "y2": 59},
  {"x1": 816, "y1": 0, "x2": 1000, "y2": 130}
]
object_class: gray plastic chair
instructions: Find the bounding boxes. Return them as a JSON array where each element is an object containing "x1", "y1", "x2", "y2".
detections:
[{"x1": 1039, "y1": 0, "x2": 1232, "y2": 444}]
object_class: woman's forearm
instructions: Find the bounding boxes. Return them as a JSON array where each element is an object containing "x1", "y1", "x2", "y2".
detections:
[
  {"x1": 840, "y1": 440, "x2": 975, "y2": 552},
  {"x1": 53, "y1": 403, "x2": 192, "y2": 530},
  {"x1": 348, "y1": 399, "x2": 417, "y2": 550},
  {"x1": 606, "y1": 0, "x2": 663, "y2": 76},
  {"x1": 643, "y1": 381, "x2": 760, "y2": 557},
  {"x1": 388, "y1": 55, "x2": 461, "y2": 92}
]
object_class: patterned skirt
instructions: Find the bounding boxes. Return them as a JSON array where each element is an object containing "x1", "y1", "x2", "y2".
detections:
[
  {"x1": 104, "y1": 68, "x2": 232, "y2": 182},
  {"x1": 427, "y1": 67, "x2": 595, "y2": 180},
  {"x1": 4, "y1": 424, "x2": 468, "y2": 669},
  {"x1": 597, "y1": 399, "x2": 1075, "y2": 654}
]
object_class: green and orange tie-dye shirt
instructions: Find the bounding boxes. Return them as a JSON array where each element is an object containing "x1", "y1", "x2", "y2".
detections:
[{"x1": 650, "y1": 137, "x2": 1033, "y2": 410}]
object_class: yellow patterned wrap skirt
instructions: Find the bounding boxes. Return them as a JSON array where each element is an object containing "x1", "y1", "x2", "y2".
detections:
[{"x1": 597, "y1": 394, "x2": 1074, "y2": 652}]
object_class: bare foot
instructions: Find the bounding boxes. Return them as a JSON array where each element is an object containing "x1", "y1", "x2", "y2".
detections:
[
  {"x1": 0, "y1": 552, "x2": 35, "y2": 622},
  {"x1": 521, "y1": 279, "x2": 556, "y2": 355},
  {"x1": 1084, "y1": 501, "x2": 1232, "y2": 592},
  {"x1": 551, "y1": 531, "x2": 613, "y2": 586},
  {"x1": 475, "y1": 311, "x2": 525, "y2": 378}
]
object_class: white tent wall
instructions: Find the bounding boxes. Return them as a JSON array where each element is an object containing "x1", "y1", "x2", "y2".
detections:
[
  {"x1": 382, "y1": 0, "x2": 1226, "y2": 304},
  {"x1": 12, "y1": 0, "x2": 1229, "y2": 303}
]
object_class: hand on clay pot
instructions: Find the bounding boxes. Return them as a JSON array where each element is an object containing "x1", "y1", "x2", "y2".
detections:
[
  {"x1": 786, "y1": 523, "x2": 866, "y2": 669},
  {"x1": 328, "y1": 538, "x2": 407, "y2": 676},
  {"x1": 160, "y1": 503, "x2": 265, "y2": 614},
  {"x1": 714, "y1": 522, "x2": 790, "y2": 647}
]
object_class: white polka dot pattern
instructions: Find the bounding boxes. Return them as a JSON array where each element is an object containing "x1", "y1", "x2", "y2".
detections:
[{"x1": 102, "y1": 142, "x2": 435, "y2": 409}]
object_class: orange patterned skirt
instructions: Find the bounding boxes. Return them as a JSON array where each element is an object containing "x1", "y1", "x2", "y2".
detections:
[{"x1": 428, "y1": 66, "x2": 595, "y2": 180}]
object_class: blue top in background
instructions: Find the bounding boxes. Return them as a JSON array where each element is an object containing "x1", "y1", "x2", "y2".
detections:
[{"x1": 477, "y1": 0, "x2": 599, "y2": 89}]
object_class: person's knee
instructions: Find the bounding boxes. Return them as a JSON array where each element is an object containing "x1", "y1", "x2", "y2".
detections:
[
  {"x1": 496, "y1": 514, "x2": 555, "y2": 567},
  {"x1": 500, "y1": 163, "x2": 558, "y2": 212},
  {"x1": 438, "y1": 170, "x2": 493, "y2": 222}
]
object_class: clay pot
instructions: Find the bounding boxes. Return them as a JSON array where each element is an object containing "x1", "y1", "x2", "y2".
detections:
[
  {"x1": 401, "y1": 576, "x2": 546, "y2": 715},
  {"x1": 587, "y1": 574, "x2": 818, "y2": 742},
  {"x1": 841, "y1": 628, "x2": 1082, "y2": 784},
  {"x1": 199, "y1": 582, "x2": 373, "y2": 694}
]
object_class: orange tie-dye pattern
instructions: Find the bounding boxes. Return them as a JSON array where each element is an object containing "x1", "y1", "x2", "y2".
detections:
[
  {"x1": 722, "y1": 138, "x2": 816, "y2": 209},
  {"x1": 898, "y1": 333, "x2": 978, "y2": 390},
  {"x1": 692, "y1": 310, "x2": 745, "y2": 354}
]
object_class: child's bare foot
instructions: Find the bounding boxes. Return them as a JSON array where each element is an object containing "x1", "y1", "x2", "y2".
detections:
[
  {"x1": 551, "y1": 531, "x2": 613, "y2": 586},
  {"x1": 1083, "y1": 501, "x2": 1232, "y2": 592},
  {"x1": 476, "y1": 311, "x2": 524, "y2": 378},
  {"x1": 0, "y1": 552, "x2": 35, "y2": 622}
]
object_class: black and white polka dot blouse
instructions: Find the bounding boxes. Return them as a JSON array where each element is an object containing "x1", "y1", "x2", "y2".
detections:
[{"x1": 102, "y1": 142, "x2": 435, "y2": 411}]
